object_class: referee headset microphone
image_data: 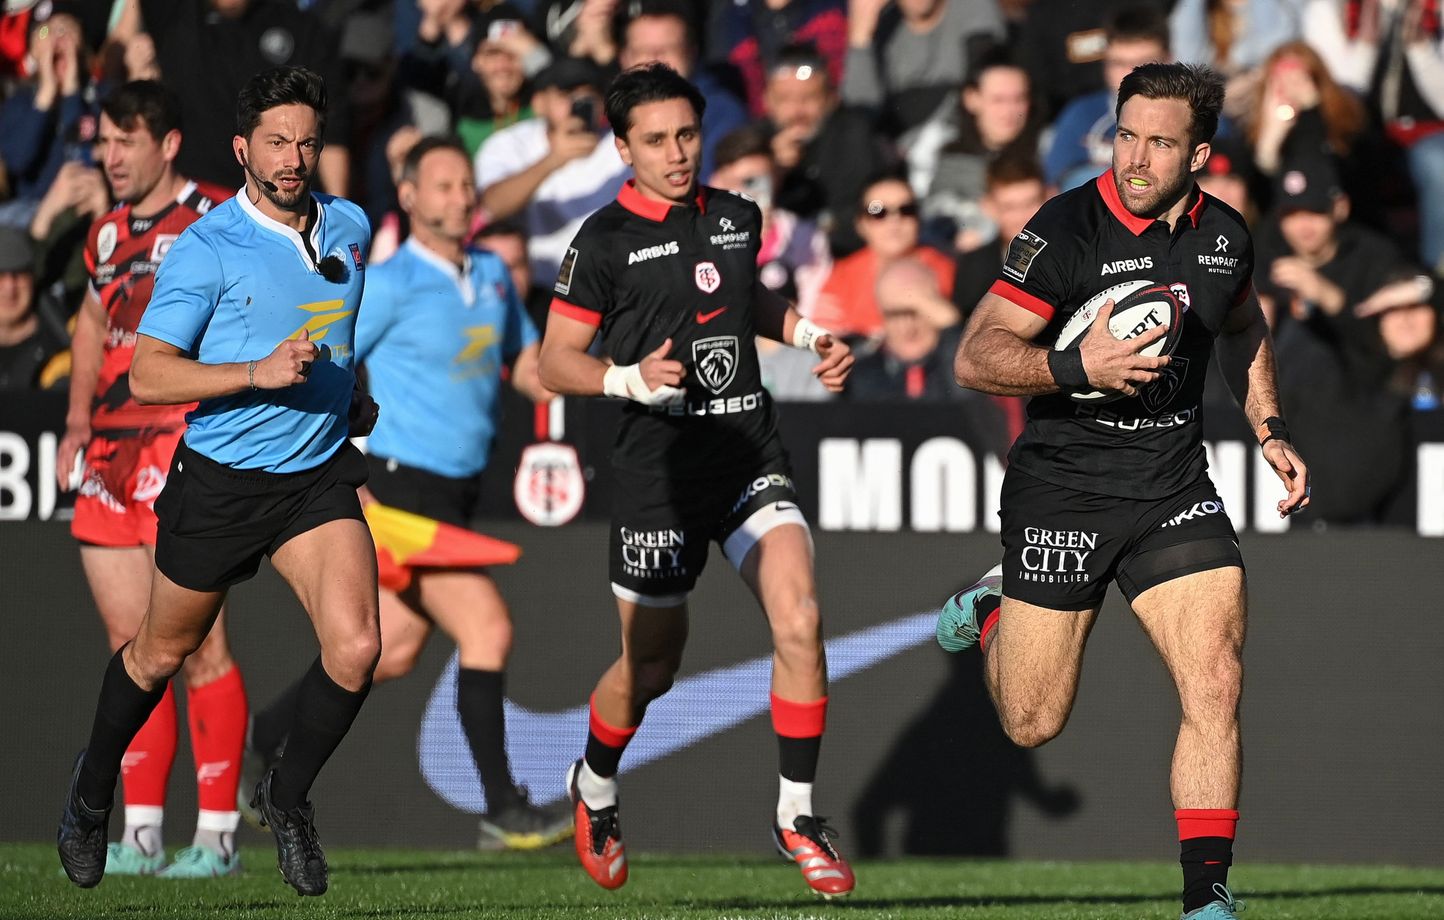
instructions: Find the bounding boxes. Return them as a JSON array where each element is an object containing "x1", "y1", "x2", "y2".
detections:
[
  {"x1": 239, "y1": 147, "x2": 347, "y2": 283},
  {"x1": 239, "y1": 147, "x2": 279, "y2": 195}
]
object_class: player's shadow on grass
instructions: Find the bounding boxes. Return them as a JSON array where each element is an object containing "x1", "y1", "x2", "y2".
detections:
[{"x1": 851, "y1": 645, "x2": 1080, "y2": 856}]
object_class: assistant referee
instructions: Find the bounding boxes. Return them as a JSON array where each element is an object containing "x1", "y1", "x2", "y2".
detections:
[{"x1": 58, "y1": 66, "x2": 379, "y2": 898}]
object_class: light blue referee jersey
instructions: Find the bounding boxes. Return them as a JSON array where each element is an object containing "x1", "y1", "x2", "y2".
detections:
[
  {"x1": 137, "y1": 190, "x2": 372, "y2": 473},
  {"x1": 356, "y1": 236, "x2": 538, "y2": 479}
]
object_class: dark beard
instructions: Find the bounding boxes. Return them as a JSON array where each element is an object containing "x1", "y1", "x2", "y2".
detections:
[
  {"x1": 1113, "y1": 168, "x2": 1191, "y2": 219},
  {"x1": 259, "y1": 173, "x2": 314, "y2": 211}
]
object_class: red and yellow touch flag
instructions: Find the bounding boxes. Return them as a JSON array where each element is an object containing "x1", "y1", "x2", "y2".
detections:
[{"x1": 363, "y1": 502, "x2": 522, "y2": 592}]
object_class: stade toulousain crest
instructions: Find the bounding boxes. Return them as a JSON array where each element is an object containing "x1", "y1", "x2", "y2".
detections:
[
  {"x1": 513, "y1": 442, "x2": 585, "y2": 527},
  {"x1": 692, "y1": 335, "x2": 738, "y2": 393},
  {"x1": 694, "y1": 261, "x2": 721, "y2": 293}
]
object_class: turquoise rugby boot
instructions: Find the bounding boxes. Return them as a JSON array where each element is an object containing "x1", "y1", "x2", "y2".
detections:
[
  {"x1": 157, "y1": 845, "x2": 242, "y2": 878},
  {"x1": 936, "y1": 563, "x2": 1003, "y2": 653},
  {"x1": 1181, "y1": 884, "x2": 1245, "y2": 919},
  {"x1": 105, "y1": 842, "x2": 166, "y2": 876}
]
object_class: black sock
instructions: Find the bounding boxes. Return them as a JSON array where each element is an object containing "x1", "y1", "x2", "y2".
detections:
[
  {"x1": 251, "y1": 678, "x2": 303, "y2": 756},
  {"x1": 1181, "y1": 836, "x2": 1233, "y2": 912},
  {"x1": 583, "y1": 734, "x2": 626, "y2": 778},
  {"x1": 269, "y1": 657, "x2": 370, "y2": 811},
  {"x1": 457, "y1": 668, "x2": 518, "y2": 811},
  {"x1": 777, "y1": 735, "x2": 821, "y2": 783},
  {"x1": 78, "y1": 648, "x2": 167, "y2": 809},
  {"x1": 978, "y1": 593, "x2": 1001, "y2": 618}
]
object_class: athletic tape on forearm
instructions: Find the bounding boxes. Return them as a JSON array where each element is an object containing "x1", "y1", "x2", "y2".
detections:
[
  {"x1": 791, "y1": 317, "x2": 829, "y2": 354},
  {"x1": 1047, "y1": 348, "x2": 1089, "y2": 390},
  {"x1": 601, "y1": 364, "x2": 637, "y2": 399}
]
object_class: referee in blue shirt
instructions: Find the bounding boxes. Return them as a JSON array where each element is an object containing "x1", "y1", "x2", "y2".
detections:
[
  {"x1": 243, "y1": 137, "x2": 570, "y2": 851},
  {"x1": 59, "y1": 67, "x2": 379, "y2": 897}
]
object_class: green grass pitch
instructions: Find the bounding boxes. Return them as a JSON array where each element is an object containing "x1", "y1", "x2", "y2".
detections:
[{"x1": 6, "y1": 844, "x2": 1443, "y2": 919}]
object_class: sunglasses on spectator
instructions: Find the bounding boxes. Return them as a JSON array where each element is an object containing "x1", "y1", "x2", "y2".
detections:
[{"x1": 864, "y1": 201, "x2": 920, "y2": 220}]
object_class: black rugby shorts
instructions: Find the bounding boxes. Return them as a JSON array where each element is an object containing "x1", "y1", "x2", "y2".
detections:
[
  {"x1": 154, "y1": 440, "x2": 368, "y2": 592},
  {"x1": 365, "y1": 454, "x2": 482, "y2": 530},
  {"x1": 999, "y1": 466, "x2": 1242, "y2": 610},
  {"x1": 609, "y1": 457, "x2": 803, "y2": 602}
]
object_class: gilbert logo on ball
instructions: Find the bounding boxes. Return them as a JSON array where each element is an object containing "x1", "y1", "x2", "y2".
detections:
[{"x1": 1053, "y1": 279, "x2": 1185, "y2": 402}]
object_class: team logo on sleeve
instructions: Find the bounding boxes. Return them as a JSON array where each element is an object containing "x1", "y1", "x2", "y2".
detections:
[
  {"x1": 1001, "y1": 229, "x2": 1048, "y2": 284},
  {"x1": 694, "y1": 261, "x2": 721, "y2": 294},
  {"x1": 555, "y1": 246, "x2": 578, "y2": 295},
  {"x1": 692, "y1": 335, "x2": 738, "y2": 393},
  {"x1": 349, "y1": 243, "x2": 365, "y2": 271}
]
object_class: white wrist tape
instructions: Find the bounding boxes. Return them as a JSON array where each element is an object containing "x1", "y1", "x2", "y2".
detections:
[
  {"x1": 791, "y1": 317, "x2": 830, "y2": 354},
  {"x1": 602, "y1": 363, "x2": 685, "y2": 406}
]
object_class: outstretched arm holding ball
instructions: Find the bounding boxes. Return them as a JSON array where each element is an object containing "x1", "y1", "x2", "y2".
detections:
[{"x1": 953, "y1": 292, "x2": 1170, "y2": 397}]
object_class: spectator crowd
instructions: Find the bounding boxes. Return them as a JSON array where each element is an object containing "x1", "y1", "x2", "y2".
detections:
[{"x1": 1, "y1": 0, "x2": 1440, "y2": 527}]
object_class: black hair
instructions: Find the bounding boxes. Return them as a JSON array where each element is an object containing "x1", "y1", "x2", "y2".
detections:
[
  {"x1": 1116, "y1": 62, "x2": 1225, "y2": 149},
  {"x1": 236, "y1": 66, "x2": 328, "y2": 140},
  {"x1": 399, "y1": 135, "x2": 470, "y2": 184},
  {"x1": 616, "y1": 0, "x2": 697, "y2": 52},
  {"x1": 712, "y1": 123, "x2": 773, "y2": 171},
  {"x1": 857, "y1": 166, "x2": 915, "y2": 212},
  {"x1": 1105, "y1": 5, "x2": 1171, "y2": 48},
  {"x1": 962, "y1": 46, "x2": 1022, "y2": 90},
  {"x1": 604, "y1": 61, "x2": 706, "y2": 140},
  {"x1": 475, "y1": 218, "x2": 527, "y2": 241},
  {"x1": 769, "y1": 42, "x2": 830, "y2": 85},
  {"x1": 985, "y1": 155, "x2": 1045, "y2": 193},
  {"x1": 101, "y1": 80, "x2": 182, "y2": 141}
]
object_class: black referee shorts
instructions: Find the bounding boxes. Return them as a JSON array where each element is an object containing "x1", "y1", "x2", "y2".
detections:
[
  {"x1": 1000, "y1": 467, "x2": 1243, "y2": 610},
  {"x1": 364, "y1": 454, "x2": 482, "y2": 529},
  {"x1": 153, "y1": 440, "x2": 369, "y2": 593}
]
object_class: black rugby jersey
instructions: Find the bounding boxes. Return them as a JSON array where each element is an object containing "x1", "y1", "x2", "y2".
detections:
[
  {"x1": 992, "y1": 171, "x2": 1254, "y2": 499},
  {"x1": 551, "y1": 181, "x2": 785, "y2": 479}
]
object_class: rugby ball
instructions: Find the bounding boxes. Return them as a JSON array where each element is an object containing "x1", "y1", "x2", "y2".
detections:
[{"x1": 1052, "y1": 279, "x2": 1185, "y2": 402}]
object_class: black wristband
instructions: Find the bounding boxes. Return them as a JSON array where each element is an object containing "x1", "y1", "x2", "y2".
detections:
[
  {"x1": 1259, "y1": 415, "x2": 1291, "y2": 446},
  {"x1": 1047, "y1": 348, "x2": 1089, "y2": 390}
]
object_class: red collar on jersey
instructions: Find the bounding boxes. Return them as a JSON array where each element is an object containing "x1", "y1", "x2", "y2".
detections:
[
  {"x1": 1097, "y1": 171, "x2": 1206, "y2": 236},
  {"x1": 617, "y1": 179, "x2": 707, "y2": 222}
]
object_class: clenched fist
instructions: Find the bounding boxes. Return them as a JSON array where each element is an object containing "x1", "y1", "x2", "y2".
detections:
[{"x1": 252, "y1": 328, "x2": 320, "y2": 389}]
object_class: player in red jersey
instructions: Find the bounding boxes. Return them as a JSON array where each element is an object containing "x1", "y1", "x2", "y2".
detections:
[{"x1": 55, "y1": 80, "x2": 248, "y2": 879}]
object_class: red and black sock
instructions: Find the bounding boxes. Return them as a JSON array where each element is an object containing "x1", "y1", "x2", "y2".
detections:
[
  {"x1": 583, "y1": 693, "x2": 637, "y2": 779},
  {"x1": 771, "y1": 693, "x2": 826, "y2": 782},
  {"x1": 1177, "y1": 808, "x2": 1237, "y2": 912},
  {"x1": 977, "y1": 594, "x2": 1002, "y2": 653}
]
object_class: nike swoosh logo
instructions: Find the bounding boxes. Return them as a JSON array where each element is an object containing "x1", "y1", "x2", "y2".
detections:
[
  {"x1": 417, "y1": 609, "x2": 937, "y2": 811},
  {"x1": 695, "y1": 307, "x2": 727, "y2": 324}
]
